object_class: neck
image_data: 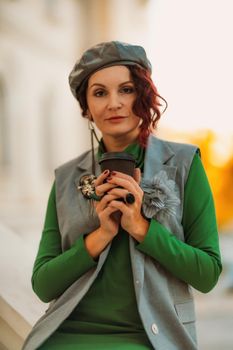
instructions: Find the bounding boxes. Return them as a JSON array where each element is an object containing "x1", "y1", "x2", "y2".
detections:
[{"x1": 103, "y1": 132, "x2": 139, "y2": 152}]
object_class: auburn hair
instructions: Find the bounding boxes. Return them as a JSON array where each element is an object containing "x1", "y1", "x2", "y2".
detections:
[
  {"x1": 127, "y1": 65, "x2": 167, "y2": 147},
  {"x1": 77, "y1": 65, "x2": 167, "y2": 148}
]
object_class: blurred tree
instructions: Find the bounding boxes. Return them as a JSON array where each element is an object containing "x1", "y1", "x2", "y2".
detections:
[{"x1": 191, "y1": 131, "x2": 233, "y2": 229}]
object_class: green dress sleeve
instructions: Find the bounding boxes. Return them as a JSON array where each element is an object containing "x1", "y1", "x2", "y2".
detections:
[
  {"x1": 32, "y1": 183, "x2": 97, "y2": 303},
  {"x1": 137, "y1": 153, "x2": 222, "y2": 293}
]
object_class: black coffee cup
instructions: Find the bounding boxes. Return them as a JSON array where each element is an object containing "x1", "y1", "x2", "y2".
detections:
[
  {"x1": 99, "y1": 152, "x2": 136, "y2": 221},
  {"x1": 99, "y1": 152, "x2": 136, "y2": 176}
]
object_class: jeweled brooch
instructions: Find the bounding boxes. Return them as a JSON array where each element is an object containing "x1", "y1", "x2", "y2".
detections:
[{"x1": 77, "y1": 174, "x2": 97, "y2": 199}]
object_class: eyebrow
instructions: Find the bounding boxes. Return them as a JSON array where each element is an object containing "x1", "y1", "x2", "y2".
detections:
[{"x1": 89, "y1": 80, "x2": 134, "y2": 89}]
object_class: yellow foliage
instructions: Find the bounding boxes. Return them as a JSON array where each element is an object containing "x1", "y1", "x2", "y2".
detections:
[{"x1": 190, "y1": 131, "x2": 233, "y2": 229}]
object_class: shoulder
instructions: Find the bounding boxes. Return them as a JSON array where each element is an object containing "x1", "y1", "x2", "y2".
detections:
[
  {"x1": 165, "y1": 139, "x2": 200, "y2": 162},
  {"x1": 148, "y1": 134, "x2": 200, "y2": 161},
  {"x1": 55, "y1": 149, "x2": 92, "y2": 173},
  {"x1": 54, "y1": 149, "x2": 95, "y2": 192},
  {"x1": 152, "y1": 135, "x2": 199, "y2": 153},
  {"x1": 145, "y1": 135, "x2": 200, "y2": 185}
]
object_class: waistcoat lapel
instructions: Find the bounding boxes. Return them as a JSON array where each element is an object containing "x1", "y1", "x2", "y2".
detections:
[
  {"x1": 143, "y1": 135, "x2": 177, "y2": 181},
  {"x1": 75, "y1": 148, "x2": 101, "y2": 175}
]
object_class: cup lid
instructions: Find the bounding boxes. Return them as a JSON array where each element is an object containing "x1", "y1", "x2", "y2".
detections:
[{"x1": 99, "y1": 152, "x2": 135, "y2": 163}]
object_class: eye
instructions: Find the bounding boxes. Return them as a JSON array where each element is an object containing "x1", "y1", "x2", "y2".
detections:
[
  {"x1": 93, "y1": 89, "x2": 106, "y2": 97},
  {"x1": 120, "y1": 86, "x2": 135, "y2": 94}
]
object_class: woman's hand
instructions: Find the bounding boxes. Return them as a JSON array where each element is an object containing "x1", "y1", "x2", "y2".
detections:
[
  {"x1": 84, "y1": 170, "x2": 122, "y2": 259},
  {"x1": 106, "y1": 169, "x2": 149, "y2": 242},
  {"x1": 94, "y1": 170, "x2": 120, "y2": 238}
]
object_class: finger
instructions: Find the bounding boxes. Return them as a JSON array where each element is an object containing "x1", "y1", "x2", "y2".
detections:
[
  {"x1": 107, "y1": 188, "x2": 140, "y2": 203},
  {"x1": 109, "y1": 171, "x2": 134, "y2": 182},
  {"x1": 94, "y1": 170, "x2": 110, "y2": 186},
  {"x1": 96, "y1": 194, "x2": 119, "y2": 212},
  {"x1": 107, "y1": 176, "x2": 140, "y2": 194},
  {"x1": 108, "y1": 171, "x2": 141, "y2": 191},
  {"x1": 108, "y1": 199, "x2": 129, "y2": 212},
  {"x1": 107, "y1": 188, "x2": 129, "y2": 198},
  {"x1": 133, "y1": 168, "x2": 141, "y2": 184},
  {"x1": 95, "y1": 183, "x2": 116, "y2": 196},
  {"x1": 101, "y1": 205, "x2": 119, "y2": 217}
]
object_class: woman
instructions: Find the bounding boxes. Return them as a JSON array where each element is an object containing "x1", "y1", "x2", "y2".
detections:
[{"x1": 23, "y1": 41, "x2": 222, "y2": 350}]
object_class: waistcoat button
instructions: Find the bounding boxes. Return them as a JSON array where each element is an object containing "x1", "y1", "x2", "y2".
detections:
[{"x1": 151, "y1": 323, "x2": 159, "y2": 335}]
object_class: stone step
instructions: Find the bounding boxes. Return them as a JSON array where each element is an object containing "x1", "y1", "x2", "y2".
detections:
[{"x1": 0, "y1": 222, "x2": 48, "y2": 350}]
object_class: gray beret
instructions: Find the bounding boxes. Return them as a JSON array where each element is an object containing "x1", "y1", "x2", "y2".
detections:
[{"x1": 69, "y1": 40, "x2": 152, "y2": 101}]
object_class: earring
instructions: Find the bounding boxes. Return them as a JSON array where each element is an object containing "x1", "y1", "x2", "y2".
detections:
[
  {"x1": 87, "y1": 119, "x2": 95, "y2": 175},
  {"x1": 86, "y1": 110, "x2": 93, "y2": 122}
]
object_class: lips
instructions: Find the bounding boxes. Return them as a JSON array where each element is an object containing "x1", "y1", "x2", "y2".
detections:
[{"x1": 106, "y1": 116, "x2": 126, "y2": 121}]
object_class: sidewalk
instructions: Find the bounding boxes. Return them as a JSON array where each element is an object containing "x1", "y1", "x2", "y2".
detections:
[
  {"x1": 195, "y1": 281, "x2": 233, "y2": 349},
  {"x1": 195, "y1": 232, "x2": 233, "y2": 349}
]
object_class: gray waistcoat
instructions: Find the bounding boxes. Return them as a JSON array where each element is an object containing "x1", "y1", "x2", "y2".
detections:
[{"x1": 23, "y1": 135, "x2": 199, "y2": 350}]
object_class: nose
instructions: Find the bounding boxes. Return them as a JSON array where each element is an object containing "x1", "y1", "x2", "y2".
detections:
[{"x1": 107, "y1": 92, "x2": 122, "y2": 110}]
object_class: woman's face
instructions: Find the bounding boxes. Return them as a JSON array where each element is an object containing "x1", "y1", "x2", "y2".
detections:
[{"x1": 86, "y1": 65, "x2": 141, "y2": 148}]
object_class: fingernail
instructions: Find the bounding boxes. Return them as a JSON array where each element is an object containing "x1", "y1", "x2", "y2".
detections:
[{"x1": 103, "y1": 170, "x2": 109, "y2": 175}]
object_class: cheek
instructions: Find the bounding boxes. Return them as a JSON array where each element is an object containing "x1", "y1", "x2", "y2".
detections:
[
  {"x1": 126, "y1": 95, "x2": 136, "y2": 110},
  {"x1": 87, "y1": 100, "x2": 102, "y2": 118},
  {"x1": 89, "y1": 96, "x2": 105, "y2": 109},
  {"x1": 91, "y1": 106, "x2": 104, "y2": 121},
  {"x1": 90, "y1": 107, "x2": 104, "y2": 126}
]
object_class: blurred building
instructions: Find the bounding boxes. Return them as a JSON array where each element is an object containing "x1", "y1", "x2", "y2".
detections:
[
  {"x1": 0, "y1": 0, "x2": 88, "y2": 203},
  {"x1": 0, "y1": 1, "x2": 152, "y2": 349},
  {"x1": 0, "y1": 0, "x2": 152, "y2": 203}
]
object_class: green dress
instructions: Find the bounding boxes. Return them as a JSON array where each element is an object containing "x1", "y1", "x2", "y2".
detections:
[{"x1": 32, "y1": 144, "x2": 222, "y2": 349}]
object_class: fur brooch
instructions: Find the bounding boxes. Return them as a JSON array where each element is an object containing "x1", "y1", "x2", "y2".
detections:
[{"x1": 141, "y1": 170, "x2": 180, "y2": 220}]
